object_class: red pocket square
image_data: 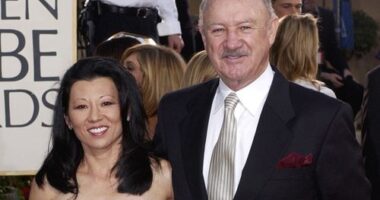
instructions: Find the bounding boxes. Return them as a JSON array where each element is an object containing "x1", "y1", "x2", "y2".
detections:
[{"x1": 276, "y1": 152, "x2": 313, "y2": 169}]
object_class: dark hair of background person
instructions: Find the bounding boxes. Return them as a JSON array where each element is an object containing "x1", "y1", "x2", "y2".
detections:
[
  {"x1": 34, "y1": 57, "x2": 155, "y2": 197},
  {"x1": 94, "y1": 32, "x2": 156, "y2": 61}
]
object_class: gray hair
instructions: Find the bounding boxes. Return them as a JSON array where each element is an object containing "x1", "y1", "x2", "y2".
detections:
[{"x1": 199, "y1": 0, "x2": 276, "y2": 28}]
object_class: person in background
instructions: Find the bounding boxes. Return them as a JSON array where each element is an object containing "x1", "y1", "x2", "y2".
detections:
[
  {"x1": 272, "y1": 0, "x2": 302, "y2": 18},
  {"x1": 86, "y1": 0, "x2": 184, "y2": 54},
  {"x1": 94, "y1": 32, "x2": 156, "y2": 61},
  {"x1": 181, "y1": 50, "x2": 217, "y2": 88},
  {"x1": 362, "y1": 66, "x2": 380, "y2": 200},
  {"x1": 122, "y1": 44, "x2": 185, "y2": 139},
  {"x1": 175, "y1": 0, "x2": 195, "y2": 61},
  {"x1": 29, "y1": 57, "x2": 173, "y2": 200},
  {"x1": 153, "y1": 0, "x2": 370, "y2": 199},
  {"x1": 161, "y1": 0, "x2": 196, "y2": 61},
  {"x1": 303, "y1": 0, "x2": 363, "y2": 116},
  {"x1": 270, "y1": 14, "x2": 336, "y2": 98}
]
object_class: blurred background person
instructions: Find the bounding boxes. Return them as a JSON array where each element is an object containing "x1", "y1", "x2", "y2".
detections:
[
  {"x1": 122, "y1": 44, "x2": 185, "y2": 139},
  {"x1": 94, "y1": 31, "x2": 156, "y2": 61},
  {"x1": 175, "y1": 0, "x2": 196, "y2": 61},
  {"x1": 29, "y1": 57, "x2": 173, "y2": 199},
  {"x1": 81, "y1": 0, "x2": 183, "y2": 55},
  {"x1": 362, "y1": 66, "x2": 380, "y2": 200},
  {"x1": 161, "y1": 0, "x2": 196, "y2": 61},
  {"x1": 272, "y1": 0, "x2": 302, "y2": 18},
  {"x1": 303, "y1": 0, "x2": 363, "y2": 116},
  {"x1": 270, "y1": 14, "x2": 336, "y2": 98},
  {"x1": 181, "y1": 50, "x2": 217, "y2": 88}
]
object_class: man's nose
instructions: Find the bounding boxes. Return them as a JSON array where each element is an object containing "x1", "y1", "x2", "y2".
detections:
[{"x1": 225, "y1": 30, "x2": 242, "y2": 49}]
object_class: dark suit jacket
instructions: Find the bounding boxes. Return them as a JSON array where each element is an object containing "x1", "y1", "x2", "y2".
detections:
[
  {"x1": 154, "y1": 71, "x2": 370, "y2": 200},
  {"x1": 362, "y1": 66, "x2": 380, "y2": 199}
]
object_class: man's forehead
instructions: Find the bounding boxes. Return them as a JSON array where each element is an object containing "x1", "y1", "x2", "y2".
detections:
[
  {"x1": 276, "y1": 0, "x2": 302, "y2": 4},
  {"x1": 204, "y1": 0, "x2": 268, "y2": 18},
  {"x1": 205, "y1": 0, "x2": 265, "y2": 10},
  {"x1": 204, "y1": 11, "x2": 268, "y2": 27}
]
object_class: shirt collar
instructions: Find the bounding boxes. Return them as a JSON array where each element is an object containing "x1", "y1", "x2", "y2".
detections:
[{"x1": 213, "y1": 65, "x2": 274, "y2": 115}]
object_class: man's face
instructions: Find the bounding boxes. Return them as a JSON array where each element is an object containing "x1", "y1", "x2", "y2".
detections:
[
  {"x1": 273, "y1": 0, "x2": 302, "y2": 18},
  {"x1": 200, "y1": 0, "x2": 278, "y2": 90}
]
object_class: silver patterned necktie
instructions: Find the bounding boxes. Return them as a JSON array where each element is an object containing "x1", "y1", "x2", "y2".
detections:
[{"x1": 208, "y1": 92, "x2": 239, "y2": 200}]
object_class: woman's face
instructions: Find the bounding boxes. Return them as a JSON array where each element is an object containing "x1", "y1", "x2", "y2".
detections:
[
  {"x1": 124, "y1": 53, "x2": 143, "y2": 86},
  {"x1": 65, "y1": 77, "x2": 123, "y2": 152}
]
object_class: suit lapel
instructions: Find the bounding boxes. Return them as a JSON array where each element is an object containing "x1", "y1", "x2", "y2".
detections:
[
  {"x1": 234, "y1": 72, "x2": 295, "y2": 199},
  {"x1": 180, "y1": 80, "x2": 219, "y2": 200}
]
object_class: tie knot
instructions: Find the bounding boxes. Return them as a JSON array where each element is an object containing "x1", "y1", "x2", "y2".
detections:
[{"x1": 224, "y1": 92, "x2": 239, "y2": 110}]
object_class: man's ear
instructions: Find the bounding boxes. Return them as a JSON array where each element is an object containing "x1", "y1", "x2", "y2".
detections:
[
  {"x1": 268, "y1": 17, "x2": 279, "y2": 45},
  {"x1": 64, "y1": 115, "x2": 73, "y2": 130}
]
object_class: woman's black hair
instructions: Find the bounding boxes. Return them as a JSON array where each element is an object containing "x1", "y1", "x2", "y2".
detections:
[{"x1": 35, "y1": 57, "x2": 154, "y2": 197}]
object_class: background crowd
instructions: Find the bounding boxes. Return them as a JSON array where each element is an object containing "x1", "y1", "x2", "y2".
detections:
[{"x1": 1, "y1": 0, "x2": 379, "y2": 199}]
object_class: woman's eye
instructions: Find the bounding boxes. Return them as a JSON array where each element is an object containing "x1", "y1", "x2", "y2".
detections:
[
  {"x1": 125, "y1": 62, "x2": 135, "y2": 72},
  {"x1": 102, "y1": 101, "x2": 114, "y2": 106},
  {"x1": 74, "y1": 104, "x2": 86, "y2": 110}
]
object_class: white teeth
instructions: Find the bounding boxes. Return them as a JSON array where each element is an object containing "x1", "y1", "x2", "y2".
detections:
[{"x1": 89, "y1": 127, "x2": 107, "y2": 135}]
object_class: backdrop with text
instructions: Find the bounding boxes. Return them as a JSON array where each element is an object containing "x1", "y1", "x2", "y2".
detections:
[{"x1": 0, "y1": 0, "x2": 76, "y2": 175}]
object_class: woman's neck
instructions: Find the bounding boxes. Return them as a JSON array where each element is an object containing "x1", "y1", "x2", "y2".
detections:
[{"x1": 79, "y1": 144, "x2": 121, "y2": 179}]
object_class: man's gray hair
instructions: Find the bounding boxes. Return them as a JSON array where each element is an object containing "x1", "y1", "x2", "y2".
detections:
[{"x1": 199, "y1": 0, "x2": 276, "y2": 28}]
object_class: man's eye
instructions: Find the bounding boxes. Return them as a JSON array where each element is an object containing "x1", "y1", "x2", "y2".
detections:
[
  {"x1": 211, "y1": 28, "x2": 224, "y2": 34},
  {"x1": 240, "y1": 26, "x2": 252, "y2": 31}
]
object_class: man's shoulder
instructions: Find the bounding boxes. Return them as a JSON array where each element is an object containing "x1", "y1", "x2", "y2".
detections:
[{"x1": 288, "y1": 81, "x2": 346, "y2": 113}]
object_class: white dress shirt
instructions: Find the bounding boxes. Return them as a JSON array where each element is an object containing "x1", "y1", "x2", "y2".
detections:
[
  {"x1": 203, "y1": 65, "x2": 274, "y2": 193},
  {"x1": 100, "y1": 0, "x2": 182, "y2": 36}
]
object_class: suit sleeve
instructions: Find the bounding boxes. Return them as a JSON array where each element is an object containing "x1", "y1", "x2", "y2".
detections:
[
  {"x1": 156, "y1": 0, "x2": 182, "y2": 36},
  {"x1": 153, "y1": 96, "x2": 169, "y2": 159},
  {"x1": 363, "y1": 68, "x2": 380, "y2": 199},
  {"x1": 316, "y1": 103, "x2": 371, "y2": 199}
]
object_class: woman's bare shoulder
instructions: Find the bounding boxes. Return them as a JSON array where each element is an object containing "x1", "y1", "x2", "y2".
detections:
[
  {"x1": 149, "y1": 158, "x2": 173, "y2": 200},
  {"x1": 29, "y1": 178, "x2": 73, "y2": 200}
]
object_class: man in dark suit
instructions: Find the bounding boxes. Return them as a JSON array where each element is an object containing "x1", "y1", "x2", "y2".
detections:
[
  {"x1": 362, "y1": 66, "x2": 380, "y2": 200},
  {"x1": 154, "y1": 0, "x2": 370, "y2": 199}
]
